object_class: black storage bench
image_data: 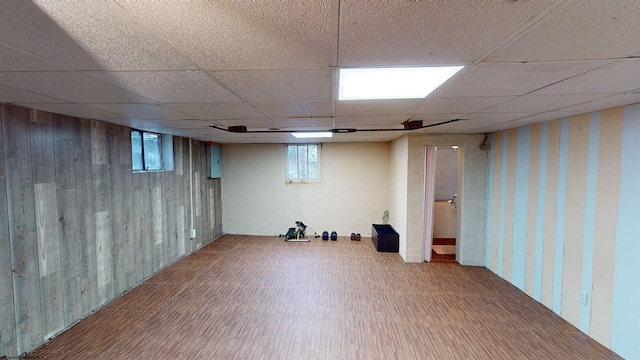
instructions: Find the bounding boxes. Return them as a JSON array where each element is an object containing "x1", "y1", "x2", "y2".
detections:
[{"x1": 372, "y1": 224, "x2": 399, "y2": 252}]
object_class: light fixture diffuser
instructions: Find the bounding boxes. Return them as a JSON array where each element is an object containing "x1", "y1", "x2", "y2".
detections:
[
  {"x1": 338, "y1": 66, "x2": 463, "y2": 100},
  {"x1": 292, "y1": 132, "x2": 333, "y2": 139}
]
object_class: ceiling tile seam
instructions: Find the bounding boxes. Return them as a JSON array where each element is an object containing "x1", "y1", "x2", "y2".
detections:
[
  {"x1": 473, "y1": 0, "x2": 569, "y2": 68},
  {"x1": 521, "y1": 60, "x2": 622, "y2": 96},
  {"x1": 0, "y1": 42, "x2": 78, "y2": 72}
]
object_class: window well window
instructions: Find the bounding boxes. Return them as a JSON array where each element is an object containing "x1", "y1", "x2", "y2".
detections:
[
  {"x1": 131, "y1": 130, "x2": 174, "y2": 172},
  {"x1": 286, "y1": 144, "x2": 319, "y2": 182}
]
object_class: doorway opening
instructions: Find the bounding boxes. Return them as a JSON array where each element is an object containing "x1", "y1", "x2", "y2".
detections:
[{"x1": 423, "y1": 146, "x2": 460, "y2": 262}]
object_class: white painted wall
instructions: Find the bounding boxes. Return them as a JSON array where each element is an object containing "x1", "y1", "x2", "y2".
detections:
[
  {"x1": 221, "y1": 142, "x2": 390, "y2": 237},
  {"x1": 402, "y1": 134, "x2": 488, "y2": 264},
  {"x1": 433, "y1": 201, "x2": 456, "y2": 238},
  {"x1": 389, "y1": 136, "x2": 409, "y2": 259}
]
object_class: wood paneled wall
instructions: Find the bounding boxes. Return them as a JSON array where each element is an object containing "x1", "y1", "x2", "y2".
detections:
[{"x1": 0, "y1": 104, "x2": 222, "y2": 358}]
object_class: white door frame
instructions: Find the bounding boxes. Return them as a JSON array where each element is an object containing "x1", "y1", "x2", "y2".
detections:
[{"x1": 423, "y1": 146, "x2": 437, "y2": 262}]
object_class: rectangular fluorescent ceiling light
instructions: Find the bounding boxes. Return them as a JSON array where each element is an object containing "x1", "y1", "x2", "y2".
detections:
[
  {"x1": 338, "y1": 66, "x2": 463, "y2": 100},
  {"x1": 292, "y1": 132, "x2": 333, "y2": 138}
]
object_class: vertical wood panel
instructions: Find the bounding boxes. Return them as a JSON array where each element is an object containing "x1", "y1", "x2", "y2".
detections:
[
  {"x1": 541, "y1": 119, "x2": 561, "y2": 309},
  {"x1": 3, "y1": 105, "x2": 43, "y2": 354},
  {"x1": 34, "y1": 183, "x2": 61, "y2": 278},
  {"x1": 0, "y1": 105, "x2": 18, "y2": 358},
  {"x1": 0, "y1": 104, "x2": 224, "y2": 357},
  {"x1": 591, "y1": 108, "x2": 623, "y2": 347},
  {"x1": 74, "y1": 118, "x2": 98, "y2": 315},
  {"x1": 106, "y1": 124, "x2": 125, "y2": 295},
  {"x1": 95, "y1": 211, "x2": 112, "y2": 306},
  {"x1": 53, "y1": 114, "x2": 82, "y2": 328},
  {"x1": 56, "y1": 189, "x2": 81, "y2": 325},
  {"x1": 132, "y1": 173, "x2": 146, "y2": 283}
]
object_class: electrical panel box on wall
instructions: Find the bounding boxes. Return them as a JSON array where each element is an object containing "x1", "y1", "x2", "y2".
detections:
[{"x1": 208, "y1": 145, "x2": 221, "y2": 178}]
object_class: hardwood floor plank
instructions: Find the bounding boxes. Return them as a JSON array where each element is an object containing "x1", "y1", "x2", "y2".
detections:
[{"x1": 26, "y1": 235, "x2": 622, "y2": 360}]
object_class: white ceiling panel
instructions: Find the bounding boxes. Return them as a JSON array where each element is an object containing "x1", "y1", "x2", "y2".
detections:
[
  {"x1": 149, "y1": 119, "x2": 218, "y2": 129},
  {"x1": 338, "y1": 0, "x2": 556, "y2": 66},
  {"x1": 116, "y1": 0, "x2": 332, "y2": 69},
  {"x1": 472, "y1": 122, "x2": 540, "y2": 134},
  {"x1": 87, "y1": 104, "x2": 192, "y2": 121},
  {"x1": 272, "y1": 118, "x2": 334, "y2": 129},
  {"x1": 211, "y1": 70, "x2": 332, "y2": 102},
  {"x1": 488, "y1": 1, "x2": 640, "y2": 62},
  {"x1": 413, "y1": 96, "x2": 516, "y2": 115},
  {"x1": 253, "y1": 102, "x2": 332, "y2": 118},
  {"x1": 14, "y1": 103, "x2": 124, "y2": 120},
  {"x1": 29, "y1": 1, "x2": 193, "y2": 71},
  {"x1": 0, "y1": 71, "x2": 152, "y2": 104},
  {"x1": 217, "y1": 118, "x2": 281, "y2": 130},
  {"x1": 0, "y1": 84, "x2": 66, "y2": 104},
  {"x1": 0, "y1": 1, "x2": 638, "y2": 143},
  {"x1": 480, "y1": 93, "x2": 610, "y2": 114},
  {"x1": 334, "y1": 115, "x2": 397, "y2": 127},
  {"x1": 86, "y1": 71, "x2": 241, "y2": 103},
  {"x1": 437, "y1": 61, "x2": 614, "y2": 97},
  {"x1": 0, "y1": 44, "x2": 65, "y2": 72},
  {"x1": 535, "y1": 60, "x2": 640, "y2": 95},
  {"x1": 464, "y1": 112, "x2": 540, "y2": 123},
  {"x1": 555, "y1": 92, "x2": 640, "y2": 115},
  {"x1": 511, "y1": 111, "x2": 581, "y2": 124},
  {"x1": 168, "y1": 102, "x2": 265, "y2": 120},
  {"x1": 336, "y1": 100, "x2": 420, "y2": 117}
]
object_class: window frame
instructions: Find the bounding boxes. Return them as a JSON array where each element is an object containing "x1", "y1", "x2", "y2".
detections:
[
  {"x1": 285, "y1": 143, "x2": 321, "y2": 183},
  {"x1": 131, "y1": 129, "x2": 174, "y2": 172}
]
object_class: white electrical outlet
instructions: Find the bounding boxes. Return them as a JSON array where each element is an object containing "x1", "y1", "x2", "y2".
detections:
[
  {"x1": 580, "y1": 291, "x2": 589, "y2": 306},
  {"x1": 189, "y1": 229, "x2": 196, "y2": 239}
]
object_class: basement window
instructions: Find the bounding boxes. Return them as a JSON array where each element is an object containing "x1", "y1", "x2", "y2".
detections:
[
  {"x1": 131, "y1": 130, "x2": 174, "y2": 172},
  {"x1": 286, "y1": 144, "x2": 320, "y2": 182}
]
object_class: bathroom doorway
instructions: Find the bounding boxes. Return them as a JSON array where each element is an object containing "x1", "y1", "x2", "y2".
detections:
[{"x1": 423, "y1": 146, "x2": 460, "y2": 262}]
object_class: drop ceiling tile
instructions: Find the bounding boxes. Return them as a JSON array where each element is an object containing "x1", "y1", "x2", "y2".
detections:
[
  {"x1": 554, "y1": 92, "x2": 640, "y2": 115},
  {"x1": 211, "y1": 70, "x2": 332, "y2": 102},
  {"x1": 472, "y1": 122, "x2": 538, "y2": 134},
  {"x1": 405, "y1": 114, "x2": 468, "y2": 124},
  {"x1": 86, "y1": 71, "x2": 241, "y2": 103},
  {"x1": 272, "y1": 117, "x2": 333, "y2": 129},
  {"x1": 0, "y1": 84, "x2": 67, "y2": 104},
  {"x1": 480, "y1": 93, "x2": 610, "y2": 113},
  {"x1": 87, "y1": 104, "x2": 192, "y2": 121},
  {"x1": 334, "y1": 115, "x2": 397, "y2": 127},
  {"x1": 25, "y1": 1, "x2": 193, "y2": 70},
  {"x1": 217, "y1": 118, "x2": 281, "y2": 130},
  {"x1": 0, "y1": 71, "x2": 152, "y2": 104},
  {"x1": 339, "y1": 0, "x2": 555, "y2": 66},
  {"x1": 335, "y1": 100, "x2": 421, "y2": 116},
  {"x1": 465, "y1": 112, "x2": 539, "y2": 123},
  {"x1": 363, "y1": 132, "x2": 407, "y2": 142},
  {"x1": 535, "y1": 60, "x2": 640, "y2": 95},
  {"x1": 488, "y1": 1, "x2": 640, "y2": 62},
  {"x1": 116, "y1": 0, "x2": 332, "y2": 69},
  {"x1": 168, "y1": 102, "x2": 265, "y2": 120},
  {"x1": 0, "y1": 1, "x2": 63, "y2": 49},
  {"x1": 150, "y1": 119, "x2": 217, "y2": 129},
  {"x1": 253, "y1": 102, "x2": 332, "y2": 118},
  {"x1": 14, "y1": 103, "x2": 124, "y2": 120},
  {"x1": 423, "y1": 120, "x2": 497, "y2": 134},
  {"x1": 413, "y1": 96, "x2": 516, "y2": 115},
  {"x1": 512, "y1": 111, "x2": 581, "y2": 123},
  {"x1": 0, "y1": 44, "x2": 65, "y2": 71},
  {"x1": 437, "y1": 61, "x2": 612, "y2": 97}
]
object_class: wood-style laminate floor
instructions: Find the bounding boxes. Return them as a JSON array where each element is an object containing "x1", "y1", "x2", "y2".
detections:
[{"x1": 26, "y1": 235, "x2": 621, "y2": 360}]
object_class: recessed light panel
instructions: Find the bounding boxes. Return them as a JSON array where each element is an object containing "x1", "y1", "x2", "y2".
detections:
[
  {"x1": 338, "y1": 66, "x2": 464, "y2": 100},
  {"x1": 292, "y1": 132, "x2": 333, "y2": 138}
]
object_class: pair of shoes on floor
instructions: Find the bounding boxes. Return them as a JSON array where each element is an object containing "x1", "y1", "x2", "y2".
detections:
[{"x1": 350, "y1": 233, "x2": 361, "y2": 241}]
